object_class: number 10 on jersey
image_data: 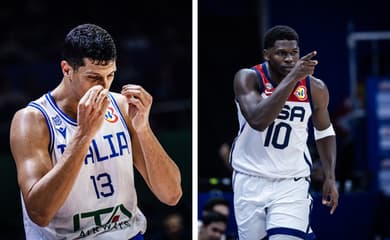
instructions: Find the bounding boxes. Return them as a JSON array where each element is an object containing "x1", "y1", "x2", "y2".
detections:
[{"x1": 264, "y1": 121, "x2": 292, "y2": 149}]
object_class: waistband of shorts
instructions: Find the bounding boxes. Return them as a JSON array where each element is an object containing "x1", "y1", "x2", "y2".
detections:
[{"x1": 233, "y1": 170, "x2": 310, "y2": 181}]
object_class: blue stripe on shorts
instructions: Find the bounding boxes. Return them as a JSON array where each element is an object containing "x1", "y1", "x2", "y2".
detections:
[{"x1": 129, "y1": 232, "x2": 143, "y2": 240}]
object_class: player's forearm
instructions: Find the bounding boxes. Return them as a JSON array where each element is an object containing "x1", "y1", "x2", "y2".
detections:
[
  {"x1": 25, "y1": 131, "x2": 92, "y2": 226},
  {"x1": 246, "y1": 76, "x2": 299, "y2": 131},
  {"x1": 316, "y1": 135, "x2": 337, "y2": 180},
  {"x1": 136, "y1": 126, "x2": 182, "y2": 205}
]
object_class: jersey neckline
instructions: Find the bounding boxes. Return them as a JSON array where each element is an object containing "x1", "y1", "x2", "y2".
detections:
[{"x1": 45, "y1": 92, "x2": 78, "y2": 126}]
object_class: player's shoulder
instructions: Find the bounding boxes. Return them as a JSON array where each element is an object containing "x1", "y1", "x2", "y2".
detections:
[
  {"x1": 309, "y1": 76, "x2": 329, "y2": 104},
  {"x1": 309, "y1": 75, "x2": 326, "y2": 88},
  {"x1": 109, "y1": 91, "x2": 127, "y2": 106},
  {"x1": 108, "y1": 91, "x2": 128, "y2": 113},
  {"x1": 235, "y1": 67, "x2": 258, "y2": 79},
  {"x1": 234, "y1": 67, "x2": 261, "y2": 97},
  {"x1": 309, "y1": 75, "x2": 328, "y2": 93},
  {"x1": 234, "y1": 68, "x2": 259, "y2": 87},
  {"x1": 10, "y1": 106, "x2": 49, "y2": 141},
  {"x1": 12, "y1": 106, "x2": 45, "y2": 126}
]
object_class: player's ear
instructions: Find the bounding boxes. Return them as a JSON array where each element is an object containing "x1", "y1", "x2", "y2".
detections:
[
  {"x1": 263, "y1": 49, "x2": 270, "y2": 61},
  {"x1": 61, "y1": 60, "x2": 73, "y2": 78}
]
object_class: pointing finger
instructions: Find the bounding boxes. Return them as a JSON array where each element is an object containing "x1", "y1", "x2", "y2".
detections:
[{"x1": 300, "y1": 51, "x2": 317, "y2": 61}]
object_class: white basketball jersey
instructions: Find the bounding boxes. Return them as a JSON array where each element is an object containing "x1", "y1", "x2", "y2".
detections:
[
  {"x1": 21, "y1": 92, "x2": 146, "y2": 239},
  {"x1": 231, "y1": 63, "x2": 313, "y2": 178}
]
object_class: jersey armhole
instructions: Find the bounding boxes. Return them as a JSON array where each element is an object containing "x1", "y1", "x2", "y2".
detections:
[
  {"x1": 251, "y1": 66, "x2": 264, "y2": 93},
  {"x1": 306, "y1": 76, "x2": 314, "y2": 111},
  {"x1": 27, "y1": 102, "x2": 55, "y2": 153}
]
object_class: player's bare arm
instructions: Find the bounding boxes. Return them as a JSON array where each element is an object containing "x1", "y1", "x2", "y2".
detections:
[
  {"x1": 310, "y1": 76, "x2": 339, "y2": 214},
  {"x1": 117, "y1": 86, "x2": 182, "y2": 206},
  {"x1": 234, "y1": 51, "x2": 318, "y2": 131},
  {"x1": 10, "y1": 85, "x2": 110, "y2": 226}
]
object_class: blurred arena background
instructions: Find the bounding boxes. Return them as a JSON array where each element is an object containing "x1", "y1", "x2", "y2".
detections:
[
  {"x1": 0, "y1": 1, "x2": 191, "y2": 239},
  {"x1": 199, "y1": 0, "x2": 390, "y2": 239}
]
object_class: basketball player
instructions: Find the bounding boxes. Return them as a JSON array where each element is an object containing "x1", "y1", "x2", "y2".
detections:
[
  {"x1": 9, "y1": 23, "x2": 182, "y2": 239},
  {"x1": 230, "y1": 25, "x2": 338, "y2": 239}
]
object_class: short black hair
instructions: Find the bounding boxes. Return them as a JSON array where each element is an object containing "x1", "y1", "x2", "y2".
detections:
[
  {"x1": 61, "y1": 23, "x2": 117, "y2": 70},
  {"x1": 202, "y1": 211, "x2": 228, "y2": 226},
  {"x1": 203, "y1": 197, "x2": 229, "y2": 212},
  {"x1": 264, "y1": 25, "x2": 299, "y2": 49}
]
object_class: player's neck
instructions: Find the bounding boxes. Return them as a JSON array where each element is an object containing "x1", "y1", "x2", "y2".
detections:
[
  {"x1": 50, "y1": 81, "x2": 79, "y2": 120},
  {"x1": 265, "y1": 62, "x2": 283, "y2": 85}
]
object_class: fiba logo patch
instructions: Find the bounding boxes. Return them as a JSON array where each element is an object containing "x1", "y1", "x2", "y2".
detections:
[
  {"x1": 294, "y1": 86, "x2": 307, "y2": 101},
  {"x1": 105, "y1": 106, "x2": 119, "y2": 123}
]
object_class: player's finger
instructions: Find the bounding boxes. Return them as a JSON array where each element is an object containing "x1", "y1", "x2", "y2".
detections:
[
  {"x1": 127, "y1": 95, "x2": 145, "y2": 111},
  {"x1": 101, "y1": 94, "x2": 110, "y2": 112},
  {"x1": 300, "y1": 51, "x2": 317, "y2": 61},
  {"x1": 121, "y1": 85, "x2": 141, "y2": 97},
  {"x1": 122, "y1": 84, "x2": 141, "y2": 92},
  {"x1": 305, "y1": 60, "x2": 318, "y2": 66},
  {"x1": 330, "y1": 202, "x2": 337, "y2": 215},
  {"x1": 322, "y1": 199, "x2": 331, "y2": 206},
  {"x1": 94, "y1": 88, "x2": 109, "y2": 108},
  {"x1": 121, "y1": 89, "x2": 141, "y2": 99},
  {"x1": 85, "y1": 85, "x2": 103, "y2": 101},
  {"x1": 122, "y1": 85, "x2": 151, "y2": 106}
]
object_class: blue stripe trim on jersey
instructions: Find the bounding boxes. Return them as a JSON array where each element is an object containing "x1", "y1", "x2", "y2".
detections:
[
  {"x1": 229, "y1": 122, "x2": 246, "y2": 167},
  {"x1": 229, "y1": 137, "x2": 237, "y2": 167},
  {"x1": 251, "y1": 66, "x2": 264, "y2": 93},
  {"x1": 239, "y1": 121, "x2": 246, "y2": 135},
  {"x1": 305, "y1": 198, "x2": 315, "y2": 237},
  {"x1": 304, "y1": 153, "x2": 312, "y2": 170},
  {"x1": 267, "y1": 227, "x2": 307, "y2": 239},
  {"x1": 307, "y1": 232, "x2": 316, "y2": 240},
  {"x1": 45, "y1": 92, "x2": 78, "y2": 126},
  {"x1": 262, "y1": 62, "x2": 278, "y2": 87},
  {"x1": 28, "y1": 102, "x2": 55, "y2": 153},
  {"x1": 306, "y1": 76, "x2": 314, "y2": 111},
  {"x1": 108, "y1": 93, "x2": 131, "y2": 137}
]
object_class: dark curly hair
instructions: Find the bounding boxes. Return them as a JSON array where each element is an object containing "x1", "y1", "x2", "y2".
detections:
[
  {"x1": 264, "y1": 25, "x2": 299, "y2": 49},
  {"x1": 61, "y1": 23, "x2": 117, "y2": 70}
]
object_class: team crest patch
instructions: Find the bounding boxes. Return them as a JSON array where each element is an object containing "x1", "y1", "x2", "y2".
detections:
[
  {"x1": 294, "y1": 86, "x2": 307, "y2": 101},
  {"x1": 105, "y1": 106, "x2": 119, "y2": 123}
]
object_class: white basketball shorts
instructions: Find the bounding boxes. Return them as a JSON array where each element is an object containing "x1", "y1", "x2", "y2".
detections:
[{"x1": 233, "y1": 171, "x2": 315, "y2": 240}]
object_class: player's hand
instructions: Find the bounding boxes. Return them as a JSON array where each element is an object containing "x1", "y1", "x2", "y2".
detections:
[
  {"x1": 121, "y1": 84, "x2": 152, "y2": 131},
  {"x1": 77, "y1": 85, "x2": 110, "y2": 138},
  {"x1": 289, "y1": 51, "x2": 318, "y2": 81},
  {"x1": 322, "y1": 178, "x2": 339, "y2": 215}
]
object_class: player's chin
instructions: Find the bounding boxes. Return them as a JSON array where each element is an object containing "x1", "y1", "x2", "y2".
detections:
[
  {"x1": 278, "y1": 69, "x2": 290, "y2": 77},
  {"x1": 281, "y1": 66, "x2": 293, "y2": 75}
]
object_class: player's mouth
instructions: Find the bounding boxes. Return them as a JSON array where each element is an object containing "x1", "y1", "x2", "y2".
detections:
[{"x1": 281, "y1": 65, "x2": 294, "y2": 73}]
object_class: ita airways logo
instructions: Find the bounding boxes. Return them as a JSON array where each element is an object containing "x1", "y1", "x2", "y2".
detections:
[
  {"x1": 105, "y1": 107, "x2": 119, "y2": 123},
  {"x1": 72, "y1": 204, "x2": 133, "y2": 235},
  {"x1": 294, "y1": 86, "x2": 308, "y2": 101}
]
